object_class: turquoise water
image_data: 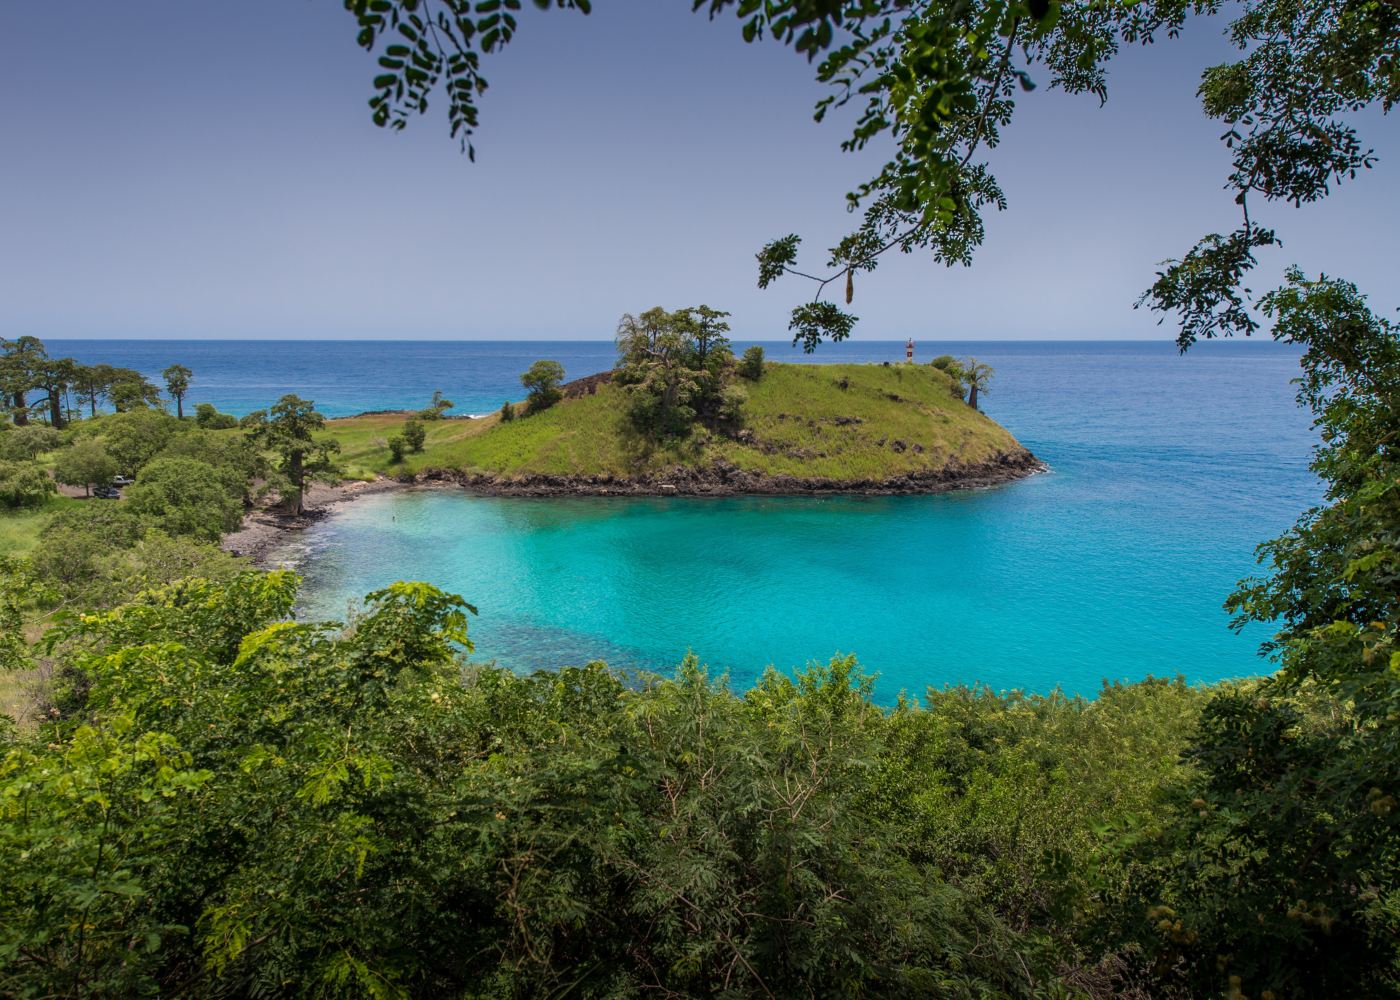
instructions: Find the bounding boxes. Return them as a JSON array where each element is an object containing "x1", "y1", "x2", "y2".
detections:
[{"x1": 266, "y1": 340, "x2": 1321, "y2": 700}]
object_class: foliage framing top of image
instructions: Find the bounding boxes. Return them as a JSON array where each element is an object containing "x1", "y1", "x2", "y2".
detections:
[{"x1": 346, "y1": 0, "x2": 1398, "y2": 354}]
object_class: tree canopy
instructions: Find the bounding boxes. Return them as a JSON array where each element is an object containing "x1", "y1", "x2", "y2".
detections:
[
  {"x1": 53, "y1": 439, "x2": 118, "y2": 497},
  {"x1": 241, "y1": 395, "x2": 339, "y2": 515},
  {"x1": 520, "y1": 359, "x2": 566, "y2": 413},
  {"x1": 162, "y1": 364, "x2": 193, "y2": 419},
  {"x1": 614, "y1": 305, "x2": 743, "y2": 438}
]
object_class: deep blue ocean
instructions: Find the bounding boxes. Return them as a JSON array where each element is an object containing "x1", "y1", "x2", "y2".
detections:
[{"x1": 50, "y1": 338, "x2": 1320, "y2": 699}]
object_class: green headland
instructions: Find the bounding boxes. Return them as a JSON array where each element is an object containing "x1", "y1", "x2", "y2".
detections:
[{"x1": 324, "y1": 361, "x2": 1039, "y2": 495}]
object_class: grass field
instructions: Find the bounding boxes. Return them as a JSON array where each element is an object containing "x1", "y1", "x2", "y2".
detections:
[
  {"x1": 0, "y1": 495, "x2": 82, "y2": 558},
  {"x1": 323, "y1": 363, "x2": 1025, "y2": 481}
]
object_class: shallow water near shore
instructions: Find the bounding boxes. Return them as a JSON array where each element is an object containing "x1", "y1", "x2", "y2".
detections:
[{"x1": 265, "y1": 340, "x2": 1322, "y2": 700}]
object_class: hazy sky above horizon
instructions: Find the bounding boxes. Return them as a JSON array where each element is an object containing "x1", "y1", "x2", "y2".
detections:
[{"x1": 3, "y1": 1, "x2": 1395, "y2": 342}]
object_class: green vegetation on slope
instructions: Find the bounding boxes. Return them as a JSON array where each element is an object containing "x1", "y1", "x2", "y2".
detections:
[
  {"x1": 0, "y1": 564, "x2": 1216, "y2": 998},
  {"x1": 324, "y1": 363, "x2": 1024, "y2": 481},
  {"x1": 0, "y1": 496, "x2": 80, "y2": 558}
]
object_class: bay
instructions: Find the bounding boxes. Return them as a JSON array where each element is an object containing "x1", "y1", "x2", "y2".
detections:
[{"x1": 74, "y1": 337, "x2": 1312, "y2": 699}]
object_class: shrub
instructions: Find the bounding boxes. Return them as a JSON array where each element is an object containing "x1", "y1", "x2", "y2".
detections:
[
  {"x1": 521, "y1": 360, "x2": 565, "y2": 413},
  {"x1": 714, "y1": 383, "x2": 747, "y2": 430},
  {"x1": 123, "y1": 457, "x2": 244, "y2": 541},
  {"x1": 625, "y1": 374, "x2": 697, "y2": 439},
  {"x1": 388, "y1": 436, "x2": 406, "y2": 463},
  {"x1": 154, "y1": 431, "x2": 261, "y2": 501},
  {"x1": 33, "y1": 505, "x2": 146, "y2": 598},
  {"x1": 418, "y1": 390, "x2": 454, "y2": 420},
  {"x1": 42, "y1": 504, "x2": 145, "y2": 548},
  {"x1": 402, "y1": 419, "x2": 427, "y2": 453},
  {"x1": 0, "y1": 425, "x2": 62, "y2": 461},
  {"x1": 0, "y1": 460, "x2": 56, "y2": 508},
  {"x1": 500, "y1": 401, "x2": 515, "y2": 422},
  {"x1": 194, "y1": 402, "x2": 239, "y2": 429},
  {"x1": 738, "y1": 345, "x2": 765, "y2": 380},
  {"x1": 53, "y1": 439, "x2": 118, "y2": 496},
  {"x1": 930, "y1": 355, "x2": 966, "y2": 399},
  {"x1": 95, "y1": 531, "x2": 246, "y2": 606}
]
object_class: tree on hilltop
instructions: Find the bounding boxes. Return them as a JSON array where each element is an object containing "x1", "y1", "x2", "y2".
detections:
[
  {"x1": 675, "y1": 305, "x2": 732, "y2": 367},
  {"x1": 960, "y1": 359, "x2": 994, "y2": 411},
  {"x1": 521, "y1": 360, "x2": 566, "y2": 414},
  {"x1": 420, "y1": 389, "x2": 455, "y2": 420},
  {"x1": 615, "y1": 305, "x2": 742, "y2": 438}
]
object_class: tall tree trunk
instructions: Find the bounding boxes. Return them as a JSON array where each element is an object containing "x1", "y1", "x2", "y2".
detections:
[
  {"x1": 175, "y1": 395, "x2": 183, "y2": 420},
  {"x1": 968, "y1": 383, "x2": 979, "y2": 411},
  {"x1": 48, "y1": 390, "x2": 65, "y2": 429},
  {"x1": 290, "y1": 450, "x2": 305, "y2": 515},
  {"x1": 12, "y1": 392, "x2": 27, "y2": 426}
]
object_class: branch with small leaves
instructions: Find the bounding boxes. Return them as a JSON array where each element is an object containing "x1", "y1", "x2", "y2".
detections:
[{"x1": 1135, "y1": 0, "x2": 1397, "y2": 350}]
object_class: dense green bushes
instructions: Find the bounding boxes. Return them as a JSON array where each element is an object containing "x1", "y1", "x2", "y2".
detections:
[
  {"x1": 1096, "y1": 270, "x2": 1400, "y2": 998},
  {"x1": 124, "y1": 457, "x2": 245, "y2": 541},
  {"x1": 739, "y1": 344, "x2": 765, "y2": 380},
  {"x1": 0, "y1": 569, "x2": 1214, "y2": 998},
  {"x1": 194, "y1": 402, "x2": 239, "y2": 429},
  {"x1": 0, "y1": 460, "x2": 55, "y2": 508},
  {"x1": 0, "y1": 425, "x2": 62, "y2": 460},
  {"x1": 20, "y1": 416, "x2": 262, "y2": 605}
]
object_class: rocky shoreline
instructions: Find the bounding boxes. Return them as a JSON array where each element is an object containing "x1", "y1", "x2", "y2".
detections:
[
  {"x1": 427, "y1": 448, "x2": 1044, "y2": 497},
  {"x1": 224, "y1": 449, "x2": 1044, "y2": 566},
  {"x1": 221, "y1": 477, "x2": 415, "y2": 565}
]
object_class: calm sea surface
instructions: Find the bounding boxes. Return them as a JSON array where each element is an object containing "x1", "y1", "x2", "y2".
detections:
[{"x1": 51, "y1": 338, "x2": 1320, "y2": 699}]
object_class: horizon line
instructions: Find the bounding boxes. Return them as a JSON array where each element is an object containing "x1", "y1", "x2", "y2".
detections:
[{"x1": 38, "y1": 335, "x2": 1285, "y2": 345}]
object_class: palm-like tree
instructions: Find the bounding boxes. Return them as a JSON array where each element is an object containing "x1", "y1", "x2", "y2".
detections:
[
  {"x1": 960, "y1": 359, "x2": 994, "y2": 412},
  {"x1": 163, "y1": 364, "x2": 193, "y2": 419}
]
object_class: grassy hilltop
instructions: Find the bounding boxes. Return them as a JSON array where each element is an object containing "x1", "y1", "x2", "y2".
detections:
[{"x1": 323, "y1": 362, "x2": 1033, "y2": 489}]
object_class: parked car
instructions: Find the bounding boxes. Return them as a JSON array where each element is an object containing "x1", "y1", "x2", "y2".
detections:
[
  {"x1": 112, "y1": 474, "x2": 134, "y2": 486},
  {"x1": 93, "y1": 485, "x2": 121, "y2": 499}
]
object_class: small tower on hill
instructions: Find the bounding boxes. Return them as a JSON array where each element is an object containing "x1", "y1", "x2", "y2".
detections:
[{"x1": 905, "y1": 338, "x2": 914, "y2": 363}]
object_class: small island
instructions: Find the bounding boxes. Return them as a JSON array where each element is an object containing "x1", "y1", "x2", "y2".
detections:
[{"x1": 325, "y1": 355, "x2": 1040, "y2": 498}]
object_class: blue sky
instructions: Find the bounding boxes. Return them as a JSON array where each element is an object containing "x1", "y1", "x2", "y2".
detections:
[{"x1": 2, "y1": 1, "x2": 1394, "y2": 342}]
